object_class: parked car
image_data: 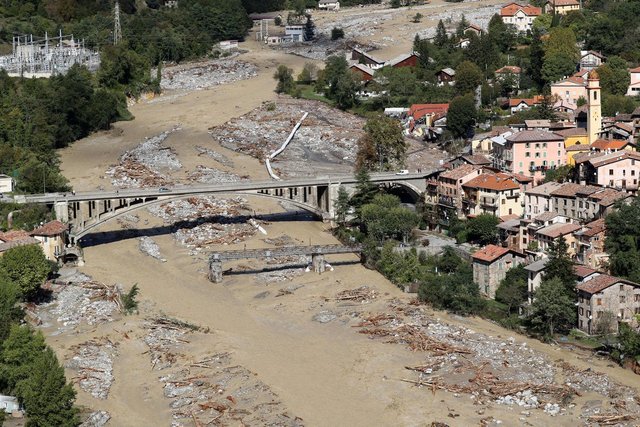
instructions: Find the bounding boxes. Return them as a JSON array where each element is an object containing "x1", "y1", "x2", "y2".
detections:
[
  {"x1": 395, "y1": 169, "x2": 409, "y2": 175},
  {"x1": 158, "y1": 187, "x2": 171, "y2": 193}
]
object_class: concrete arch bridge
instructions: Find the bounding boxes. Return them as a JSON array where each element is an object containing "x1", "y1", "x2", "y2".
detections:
[{"x1": 13, "y1": 172, "x2": 433, "y2": 243}]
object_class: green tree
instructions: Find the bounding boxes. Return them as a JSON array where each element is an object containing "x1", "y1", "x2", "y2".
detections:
[
  {"x1": 334, "y1": 185, "x2": 351, "y2": 227},
  {"x1": 322, "y1": 55, "x2": 349, "y2": 97},
  {"x1": 356, "y1": 115, "x2": 407, "y2": 171},
  {"x1": 498, "y1": 71, "x2": 519, "y2": 97},
  {"x1": 303, "y1": 14, "x2": 316, "y2": 41},
  {"x1": 544, "y1": 27, "x2": 579, "y2": 62},
  {"x1": 15, "y1": 346, "x2": 78, "y2": 427},
  {"x1": 455, "y1": 60, "x2": 483, "y2": 95},
  {"x1": 542, "y1": 51, "x2": 577, "y2": 84},
  {"x1": 434, "y1": 20, "x2": 448, "y2": 48},
  {"x1": 528, "y1": 277, "x2": 576, "y2": 338},
  {"x1": 605, "y1": 197, "x2": 640, "y2": 282},
  {"x1": 455, "y1": 14, "x2": 469, "y2": 38},
  {"x1": 488, "y1": 13, "x2": 514, "y2": 53},
  {"x1": 360, "y1": 194, "x2": 420, "y2": 243},
  {"x1": 495, "y1": 264, "x2": 528, "y2": 314},
  {"x1": 412, "y1": 13, "x2": 423, "y2": 23},
  {"x1": 532, "y1": 14, "x2": 552, "y2": 34},
  {"x1": 331, "y1": 27, "x2": 344, "y2": 40},
  {"x1": 412, "y1": 35, "x2": 431, "y2": 69},
  {"x1": 0, "y1": 245, "x2": 51, "y2": 300},
  {"x1": 529, "y1": 28, "x2": 545, "y2": 89},
  {"x1": 447, "y1": 94, "x2": 477, "y2": 139},
  {"x1": 350, "y1": 168, "x2": 378, "y2": 215},
  {"x1": 0, "y1": 325, "x2": 47, "y2": 392},
  {"x1": 297, "y1": 62, "x2": 317, "y2": 84},
  {"x1": 273, "y1": 65, "x2": 295, "y2": 94},
  {"x1": 0, "y1": 278, "x2": 22, "y2": 343},
  {"x1": 544, "y1": 237, "x2": 577, "y2": 290},
  {"x1": 466, "y1": 214, "x2": 499, "y2": 245},
  {"x1": 597, "y1": 56, "x2": 630, "y2": 96},
  {"x1": 544, "y1": 165, "x2": 574, "y2": 183},
  {"x1": 334, "y1": 70, "x2": 361, "y2": 110},
  {"x1": 618, "y1": 323, "x2": 640, "y2": 361}
]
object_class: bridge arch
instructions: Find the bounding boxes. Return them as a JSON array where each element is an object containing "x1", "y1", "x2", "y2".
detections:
[
  {"x1": 380, "y1": 181, "x2": 423, "y2": 204},
  {"x1": 72, "y1": 191, "x2": 324, "y2": 241}
]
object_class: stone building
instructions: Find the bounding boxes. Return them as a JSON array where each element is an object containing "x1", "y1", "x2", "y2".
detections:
[
  {"x1": 577, "y1": 274, "x2": 640, "y2": 335},
  {"x1": 29, "y1": 220, "x2": 67, "y2": 262},
  {"x1": 472, "y1": 244, "x2": 526, "y2": 299}
]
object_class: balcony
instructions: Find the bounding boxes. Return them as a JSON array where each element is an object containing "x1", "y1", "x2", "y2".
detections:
[
  {"x1": 438, "y1": 195, "x2": 455, "y2": 207},
  {"x1": 462, "y1": 197, "x2": 476, "y2": 205},
  {"x1": 480, "y1": 198, "x2": 498, "y2": 208}
]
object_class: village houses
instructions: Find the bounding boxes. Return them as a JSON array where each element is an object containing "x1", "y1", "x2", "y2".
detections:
[
  {"x1": 472, "y1": 244, "x2": 526, "y2": 298},
  {"x1": 577, "y1": 275, "x2": 640, "y2": 334},
  {"x1": 500, "y1": 2, "x2": 542, "y2": 33}
]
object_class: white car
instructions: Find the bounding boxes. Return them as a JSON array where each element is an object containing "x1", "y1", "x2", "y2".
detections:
[{"x1": 395, "y1": 170, "x2": 409, "y2": 175}]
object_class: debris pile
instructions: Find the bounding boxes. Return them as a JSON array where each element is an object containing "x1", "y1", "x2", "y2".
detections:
[
  {"x1": 147, "y1": 196, "x2": 259, "y2": 249},
  {"x1": 210, "y1": 99, "x2": 365, "y2": 178},
  {"x1": 139, "y1": 236, "x2": 166, "y2": 262},
  {"x1": 49, "y1": 281, "x2": 123, "y2": 329},
  {"x1": 194, "y1": 145, "x2": 234, "y2": 167},
  {"x1": 187, "y1": 165, "x2": 244, "y2": 184},
  {"x1": 159, "y1": 57, "x2": 257, "y2": 91},
  {"x1": 80, "y1": 411, "x2": 111, "y2": 427},
  {"x1": 142, "y1": 318, "x2": 302, "y2": 426},
  {"x1": 106, "y1": 127, "x2": 181, "y2": 188},
  {"x1": 66, "y1": 338, "x2": 118, "y2": 399},
  {"x1": 334, "y1": 286, "x2": 378, "y2": 303},
  {"x1": 263, "y1": 235, "x2": 295, "y2": 246}
]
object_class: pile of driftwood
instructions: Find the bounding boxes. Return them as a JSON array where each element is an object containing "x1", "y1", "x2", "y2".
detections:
[
  {"x1": 358, "y1": 323, "x2": 472, "y2": 355},
  {"x1": 586, "y1": 414, "x2": 636, "y2": 425},
  {"x1": 335, "y1": 286, "x2": 378, "y2": 303}
]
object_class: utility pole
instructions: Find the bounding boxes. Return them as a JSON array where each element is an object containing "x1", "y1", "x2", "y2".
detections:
[{"x1": 114, "y1": 1, "x2": 122, "y2": 46}]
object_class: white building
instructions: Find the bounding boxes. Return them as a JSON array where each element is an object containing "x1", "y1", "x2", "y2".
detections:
[
  {"x1": 318, "y1": 0, "x2": 340, "y2": 10},
  {"x1": 0, "y1": 174, "x2": 14, "y2": 193},
  {"x1": 500, "y1": 2, "x2": 542, "y2": 33}
]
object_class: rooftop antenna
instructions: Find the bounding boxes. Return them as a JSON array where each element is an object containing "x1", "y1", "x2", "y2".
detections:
[{"x1": 114, "y1": 1, "x2": 122, "y2": 45}]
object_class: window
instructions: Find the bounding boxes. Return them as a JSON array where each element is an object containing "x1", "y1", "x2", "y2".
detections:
[
  {"x1": 557, "y1": 151, "x2": 561, "y2": 156},
  {"x1": 535, "y1": 152, "x2": 540, "y2": 158},
  {"x1": 519, "y1": 162, "x2": 523, "y2": 167},
  {"x1": 579, "y1": 308, "x2": 584, "y2": 316},
  {"x1": 525, "y1": 152, "x2": 531, "y2": 157},
  {"x1": 609, "y1": 169, "x2": 614, "y2": 176},
  {"x1": 525, "y1": 143, "x2": 530, "y2": 148},
  {"x1": 632, "y1": 170, "x2": 636, "y2": 176},
  {"x1": 620, "y1": 295, "x2": 626, "y2": 303},
  {"x1": 620, "y1": 284, "x2": 624, "y2": 291},
  {"x1": 543, "y1": 143, "x2": 547, "y2": 148},
  {"x1": 596, "y1": 298, "x2": 602, "y2": 306},
  {"x1": 502, "y1": 199, "x2": 506, "y2": 205},
  {"x1": 535, "y1": 143, "x2": 540, "y2": 149},
  {"x1": 594, "y1": 91, "x2": 598, "y2": 101},
  {"x1": 610, "y1": 180, "x2": 614, "y2": 186}
]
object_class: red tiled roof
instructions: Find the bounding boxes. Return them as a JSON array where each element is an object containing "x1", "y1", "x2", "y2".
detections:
[
  {"x1": 0, "y1": 230, "x2": 31, "y2": 242},
  {"x1": 349, "y1": 63, "x2": 375, "y2": 76},
  {"x1": 576, "y1": 274, "x2": 635, "y2": 294},
  {"x1": 472, "y1": 244, "x2": 510, "y2": 262},
  {"x1": 589, "y1": 151, "x2": 640, "y2": 168},
  {"x1": 629, "y1": 66, "x2": 640, "y2": 73},
  {"x1": 591, "y1": 139, "x2": 632, "y2": 151},
  {"x1": 508, "y1": 98, "x2": 539, "y2": 107},
  {"x1": 463, "y1": 173, "x2": 519, "y2": 191},
  {"x1": 574, "y1": 264, "x2": 598, "y2": 279},
  {"x1": 29, "y1": 220, "x2": 67, "y2": 237},
  {"x1": 500, "y1": 2, "x2": 542, "y2": 16},
  {"x1": 496, "y1": 66, "x2": 522, "y2": 74},
  {"x1": 409, "y1": 103, "x2": 449, "y2": 121}
]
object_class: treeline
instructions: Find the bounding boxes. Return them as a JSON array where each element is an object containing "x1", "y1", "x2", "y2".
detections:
[
  {"x1": 0, "y1": 65, "x2": 128, "y2": 194},
  {"x1": 0, "y1": 244, "x2": 78, "y2": 426}
]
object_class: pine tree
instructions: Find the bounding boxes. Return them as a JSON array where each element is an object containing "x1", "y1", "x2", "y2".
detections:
[
  {"x1": 334, "y1": 185, "x2": 351, "y2": 227},
  {"x1": 544, "y1": 237, "x2": 576, "y2": 291},
  {"x1": 456, "y1": 14, "x2": 469, "y2": 38},
  {"x1": 303, "y1": 15, "x2": 315, "y2": 41},
  {"x1": 434, "y1": 20, "x2": 448, "y2": 48},
  {"x1": 350, "y1": 168, "x2": 378, "y2": 217}
]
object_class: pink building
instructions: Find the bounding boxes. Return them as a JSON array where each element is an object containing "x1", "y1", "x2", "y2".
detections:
[
  {"x1": 437, "y1": 164, "x2": 483, "y2": 218},
  {"x1": 577, "y1": 150, "x2": 640, "y2": 192},
  {"x1": 551, "y1": 76, "x2": 587, "y2": 105},
  {"x1": 494, "y1": 130, "x2": 566, "y2": 182},
  {"x1": 627, "y1": 66, "x2": 640, "y2": 97}
]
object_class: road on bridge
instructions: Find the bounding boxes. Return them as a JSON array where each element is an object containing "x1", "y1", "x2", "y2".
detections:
[{"x1": 10, "y1": 172, "x2": 431, "y2": 204}]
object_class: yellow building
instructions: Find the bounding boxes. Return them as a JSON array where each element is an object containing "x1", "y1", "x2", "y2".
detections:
[
  {"x1": 462, "y1": 173, "x2": 523, "y2": 218},
  {"x1": 555, "y1": 127, "x2": 589, "y2": 166}
]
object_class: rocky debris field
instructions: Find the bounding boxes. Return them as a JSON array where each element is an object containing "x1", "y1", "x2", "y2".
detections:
[
  {"x1": 313, "y1": 293, "x2": 640, "y2": 425},
  {"x1": 210, "y1": 98, "x2": 365, "y2": 178},
  {"x1": 80, "y1": 410, "x2": 111, "y2": 427},
  {"x1": 187, "y1": 165, "x2": 246, "y2": 184},
  {"x1": 106, "y1": 127, "x2": 181, "y2": 188},
  {"x1": 274, "y1": 35, "x2": 352, "y2": 61},
  {"x1": 139, "y1": 236, "x2": 167, "y2": 262},
  {"x1": 143, "y1": 317, "x2": 302, "y2": 427},
  {"x1": 194, "y1": 145, "x2": 234, "y2": 168},
  {"x1": 147, "y1": 196, "x2": 260, "y2": 249},
  {"x1": 158, "y1": 56, "x2": 257, "y2": 91},
  {"x1": 66, "y1": 338, "x2": 118, "y2": 399}
]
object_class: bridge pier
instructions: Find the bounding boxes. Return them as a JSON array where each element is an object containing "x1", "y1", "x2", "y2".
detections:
[
  {"x1": 311, "y1": 252, "x2": 326, "y2": 274},
  {"x1": 208, "y1": 254, "x2": 223, "y2": 283}
]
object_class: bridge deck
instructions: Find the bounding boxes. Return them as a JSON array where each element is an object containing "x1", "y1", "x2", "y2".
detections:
[{"x1": 211, "y1": 244, "x2": 363, "y2": 261}]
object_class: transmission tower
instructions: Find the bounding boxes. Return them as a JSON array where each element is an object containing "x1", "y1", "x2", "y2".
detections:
[{"x1": 113, "y1": 1, "x2": 122, "y2": 45}]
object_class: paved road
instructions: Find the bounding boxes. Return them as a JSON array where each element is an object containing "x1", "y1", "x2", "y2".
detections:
[{"x1": 10, "y1": 172, "x2": 430, "y2": 204}]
